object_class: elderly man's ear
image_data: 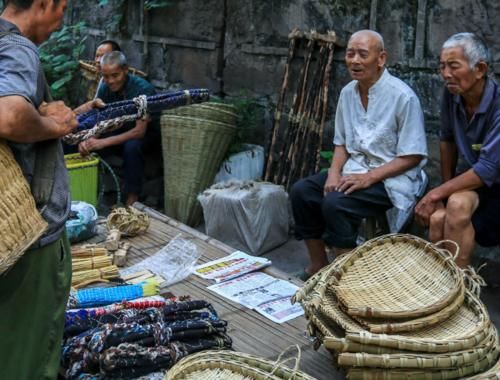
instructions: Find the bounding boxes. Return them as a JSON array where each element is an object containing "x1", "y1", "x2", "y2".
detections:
[
  {"x1": 378, "y1": 50, "x2": 387, "y2": 69},
  {"x1": 475, "y1": 61, "x2": 488, "y2": 79}
]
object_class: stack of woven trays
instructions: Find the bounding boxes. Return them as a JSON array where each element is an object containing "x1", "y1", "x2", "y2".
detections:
[
  {"x1": 293, "y1": 234, "x2": 500, "y2": 380},
  {"x1": 164, "y1": 350, "x2": 317, "y2": 379}
]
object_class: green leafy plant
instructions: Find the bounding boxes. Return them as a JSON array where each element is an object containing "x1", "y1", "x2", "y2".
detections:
[
  {"x1": 319, "y1": 150, "x2": 333, "y2": 172},
  {"x1": 39, "y1": 22, "x2": 87, "y2": 106},
  {"x1": 225, "y1": 96, "x2": 261, "y2": 155}
]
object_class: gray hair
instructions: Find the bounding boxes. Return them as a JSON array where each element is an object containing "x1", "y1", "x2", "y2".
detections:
[
  {"x1": 442, "y1": 33, "x2": 490, "y2": 69},
  {"x1": 100, "y1": 51, "x2": 128, "y2": 68},
  {"x1": 350, "y1": 30, "x2": 385, "y2": 51}
]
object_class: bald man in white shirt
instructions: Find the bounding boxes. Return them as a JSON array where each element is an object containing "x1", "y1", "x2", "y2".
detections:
[{"x1": 290, "y1": 30, "x2": 428, "y2": 280}]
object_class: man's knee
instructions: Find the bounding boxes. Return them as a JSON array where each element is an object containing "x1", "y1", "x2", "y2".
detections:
[
  {"x1": 321, "y1": 191, "x2": 345, "y2": 216},
  {"x1": 290, "y1": 178, "x2": 312, "y2": 206},
  {"x1": 123, "y1": 139, "x2": 143, "y2": 157},
  {"x1": 429, "y1": 208, "x2": 446, "y2": 227},
  {"x1": 446, "y1": 192, "x2": 477, "y2": 226}
]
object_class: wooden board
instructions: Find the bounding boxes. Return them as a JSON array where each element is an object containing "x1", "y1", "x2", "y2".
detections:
[{"x1": 119, "y1": 203, "x2": 342, "y2": 380}]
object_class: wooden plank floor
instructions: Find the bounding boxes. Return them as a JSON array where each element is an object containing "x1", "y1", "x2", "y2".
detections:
[{"x1": 120, "y1": 204, "x2": 341, "y2": 380}]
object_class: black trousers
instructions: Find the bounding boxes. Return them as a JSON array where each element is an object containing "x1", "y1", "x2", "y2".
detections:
[{"x1": 290, "y1": 171, "x2": 393, "y2": 248}]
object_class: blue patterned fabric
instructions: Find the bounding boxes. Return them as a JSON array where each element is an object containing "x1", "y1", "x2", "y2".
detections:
[
  {"x1": 76, "y1": 88, "x2": 210, "y2": 132},
  {"x1": 75, "y1": 285, "x2": 146, "y2": 308}
]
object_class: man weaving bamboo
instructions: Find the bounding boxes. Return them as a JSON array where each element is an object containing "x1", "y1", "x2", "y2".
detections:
[{"x1": 290, "y1": 30, "x2": 428, "y2": 280}]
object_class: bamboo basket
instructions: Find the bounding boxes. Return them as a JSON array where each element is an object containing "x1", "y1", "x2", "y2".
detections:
[
  {"x1": 163, "y1": 102, "x2": 238, "y2": 125},
  {"x1": 0, "y1": 141, "x2": 47, "y2": 275},
  {"x1": 160, "y1": 115, "x2": 236, "y2": 226},
  {"x1": 330, "y1": 234, "x2": 464, "y2": 319},
  {"x1": 164, "y1": 350, "x2": 318, "y2": 380}
]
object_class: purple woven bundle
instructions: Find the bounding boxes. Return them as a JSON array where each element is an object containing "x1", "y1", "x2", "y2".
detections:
[{"x1": 76, "y1": 88, "x2": 210, "y2": 131}]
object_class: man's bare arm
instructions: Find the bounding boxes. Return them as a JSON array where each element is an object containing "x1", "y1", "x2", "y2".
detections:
[{"x1": 0, "y1": 96, "x2": 77, "y2": 142}]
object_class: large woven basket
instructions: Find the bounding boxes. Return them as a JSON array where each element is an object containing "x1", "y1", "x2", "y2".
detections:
[
  {"x1": 164, "y1": 102, "x2": 238, "y2": 125},
  {"x1": 0, "y1": 141, "x2": 47, "y2": 275},
  {"x1": 330, "y1": 234, "x2": 464, "y2": 319},
  {"x1": 164, "y1": 350, "x2": 317, "y2": 380},
  {"x1": 160, "y1": 115, "x2": 236, "y2": 226}
]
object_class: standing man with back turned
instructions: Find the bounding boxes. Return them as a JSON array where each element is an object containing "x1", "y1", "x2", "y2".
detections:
[{"x1": 0, "y1": 1, "x2": 77, "y2": 378}]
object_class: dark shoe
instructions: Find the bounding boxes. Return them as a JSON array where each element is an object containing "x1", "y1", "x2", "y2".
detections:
[{"x1": 295, "y1": 269, "x2": 312, "y2": 282}]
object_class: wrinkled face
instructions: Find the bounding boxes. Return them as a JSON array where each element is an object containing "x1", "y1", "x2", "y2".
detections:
[
  {"x1": 345, "y1": 32, "x2": 386, "y2": 85},
  {"x1": 34, "y1": 0, "x2": 67, "y2": 44},
  {"x1": 95, "y1": 43, "x2": 114, "y2": 70},
  {"x1": 439, "y1": 47, "x2": 484, "y2": 96},
  {"x1": 101, "y1": 63, "x2": 128, "y2": 92}
]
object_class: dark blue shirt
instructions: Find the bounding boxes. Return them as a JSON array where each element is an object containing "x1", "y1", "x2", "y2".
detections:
[
  {"x1": 96, "y1": 74, "x2": 156, "y2": 102},
  {"x1": 440, "y1": 78, "x2": 500, "y2": 186}
]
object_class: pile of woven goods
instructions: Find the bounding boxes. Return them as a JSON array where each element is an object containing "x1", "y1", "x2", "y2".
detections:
[
  {"x1": 293, "y1": 234, "x2": 500, "y2": 379},
  {"x1": 62, "y1": 280, "x2": 232, "y2": 379}
]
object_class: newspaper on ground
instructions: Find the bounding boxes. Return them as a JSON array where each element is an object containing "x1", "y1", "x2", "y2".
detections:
[
  {"x1": 193, "y1": 251, "x2": 271, "y2": 283},
  {"x1": 207, "y1": 272, "x2": 304, "y2": 323}
]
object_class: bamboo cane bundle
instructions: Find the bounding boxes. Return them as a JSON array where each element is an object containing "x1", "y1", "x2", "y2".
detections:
[
  {"x1": 72, "y1": 256, "x2": 113, "y2": 272},
  {"x1": 72, "y1": 265, "x2": 120, "y2": 286},
  {"x1": 71, "y1": 244, "x2": 108, "y2": 258}
]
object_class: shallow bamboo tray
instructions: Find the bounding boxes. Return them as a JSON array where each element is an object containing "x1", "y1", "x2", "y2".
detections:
[
  {"x1": 164, "y1": 350, "x2": 317, "y2": 380},
  {"x1": 330, "y1": 234, "x2": 464, "y2": 319},
  {"x1": 338, "y1": 326, "x2": 498, "y2": 369}
]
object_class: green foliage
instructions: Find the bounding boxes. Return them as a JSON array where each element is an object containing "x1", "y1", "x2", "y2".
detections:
[
  {"x1": 217, "y1": 95, "x2": 261, "y2": 156},
  {"x1": 319, "y1": 150, "x2": 333, "y2": 172},
  {"x1": 39, "y1": 22, "x2": 87, "y2": 106}
]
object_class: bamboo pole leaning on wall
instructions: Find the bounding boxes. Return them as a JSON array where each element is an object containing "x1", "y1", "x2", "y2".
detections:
[{"x1": 265, "y1": 30, "x2": 340, "y2": 191}]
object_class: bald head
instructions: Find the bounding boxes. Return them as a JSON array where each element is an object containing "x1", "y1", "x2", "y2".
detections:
[
  {"x1": 349, "y1": 30, "x2": 385, "y2": 52},
  {"x1": 345, "y1": 30, "x2": 387, "y2": 89}
]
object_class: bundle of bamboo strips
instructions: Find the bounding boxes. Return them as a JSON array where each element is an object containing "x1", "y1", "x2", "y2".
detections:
[
  {"x1": 72, "y1": 265, "x2": 120, "y2": 287},
  {"x1": 72, "y1": 256, "x2": 113, "y2": 272},
  {"x1": 265, "y1": 29, "x2": 342, "y2": 190},
  {"x1": 71, "y1": 244, "x2": 108, "y2": 258}
]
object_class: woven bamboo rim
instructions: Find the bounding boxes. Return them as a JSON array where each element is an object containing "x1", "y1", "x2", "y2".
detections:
[
  {"x1": 165, "y1": 350, "x2": 317, "y2": 380},
  {"x1": 338, "y1": 325, "x2": 498, "y2": 369},
  {"x1": 0, "y1": 141, "x2": 47, "y2": 275},
  {"x1": 163, "y1": 102, "x2": 239, "y2": 125},
  {"x1": 350, "y1": 282, "x2": 465, "y2": 333},
  {"x1": 466, "y1": 353, "x2": 500, "y2": 379},
  {"x1": 330, "y1": 234, "x2": 464, "y2": 319},
  {"x1": 79, "y1": 60, "x2": 147, "y2": 81},
  {"x1": 339, "y1": 289, "x2": 490, "y2": 353},
  {"x1": 346, "y1": 348, "x2": 500, "y2": 380}
]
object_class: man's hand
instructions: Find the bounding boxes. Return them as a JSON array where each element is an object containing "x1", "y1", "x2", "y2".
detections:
[
  {"x1": 337, "y1": 172, "x2": 375, "y2": 194},
  {"x1": 415, "y1": 192, "x2": 444, "y2": 227},
  {"x1": 73, "y1": 98, "x2": 106, "y2": 115},
  {"x1": 38, "y1": 101, "x2": 78, "y2": 137},
  {"x1": 78, "y1": 137, "x2": 107, "y2": 156},
  {"x1": 324, "y1": 171, "x2": 341, "y2": 195}
]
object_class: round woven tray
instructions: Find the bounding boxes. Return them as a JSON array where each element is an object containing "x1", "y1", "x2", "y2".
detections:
[
  {"x1": 330, "y1": 234, "x2": 464, "y2": 319},
  {"x1": 0, "y1": 141, "x2": 47, "y2": 275},
  {"x1": 164, "y1": 350, "x2": 317, "y2": 380},
  {"x1": 338, "y1": 325, "x2": 498, "y2": 369}
]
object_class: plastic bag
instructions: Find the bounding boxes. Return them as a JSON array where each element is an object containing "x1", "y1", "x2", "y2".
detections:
[{"x1": 121, "y1": 234, "x2": 201, "y2": 287}]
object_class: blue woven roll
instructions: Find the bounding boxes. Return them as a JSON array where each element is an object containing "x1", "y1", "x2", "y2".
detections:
[{"x1": 76, "y1": 88, "x2": 210, "y2": 131}]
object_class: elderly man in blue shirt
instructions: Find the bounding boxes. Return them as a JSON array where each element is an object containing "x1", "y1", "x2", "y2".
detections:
[
  {"x1": 79, "y1": 50, "x2": 158, "y2": 206},
  {"x1": 415, "y1": 33, "x2": 500, "y2": 268}
]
